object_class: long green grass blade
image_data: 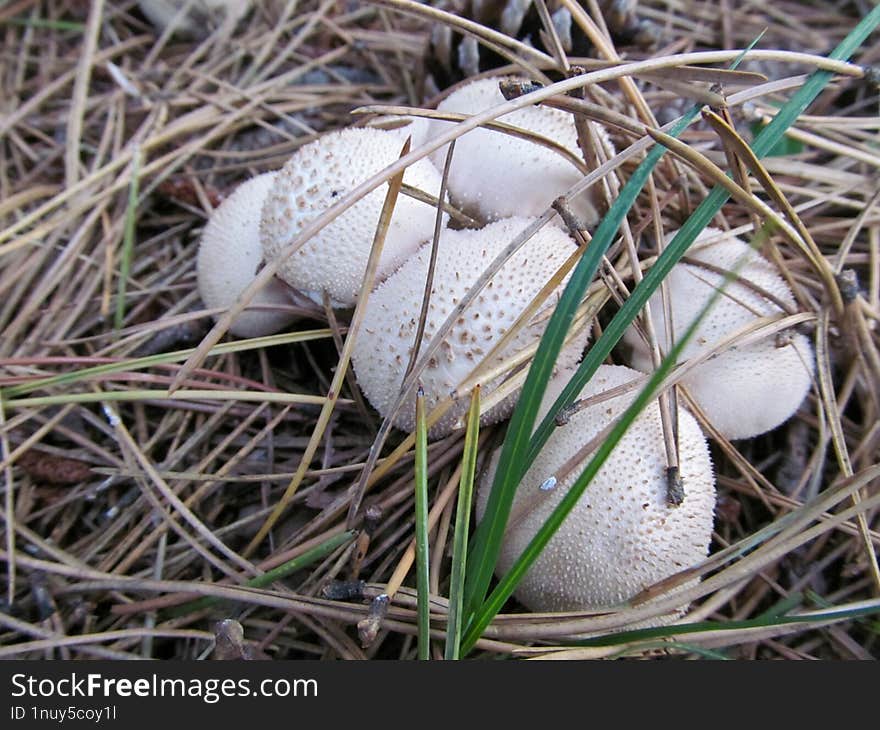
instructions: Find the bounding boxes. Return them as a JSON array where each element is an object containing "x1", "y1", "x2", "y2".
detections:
[
  {"x1": 2, "y1": 17, "x2": 86, "y2": 31},
  {"x1": 3, "y1": 389, "x2": 332, "y2": 409},
  {"x1": 445, "y1": 386, "x2": 481, "y2": 660},
  {"x1": 462, "y1": 106, "x2": 703, "y2": 623},
  {"x1": 414, "y1": 388, "x2": 431, "y2": 660},
  {"x1": 165, "y1": 530, "x2": 356, "y2": 618},
  {"x1": 571, "y1": 600, "x2": 880, "y2": 648},
  {"x1": 1, "y1": 330, "x2": 333, "y2": 399},
  {"x1": 461, "y1": 37, "x2": 771, "y2": 618},
  {"x1": 461, "y1": 233, "x2": 750, "y2": 651}
]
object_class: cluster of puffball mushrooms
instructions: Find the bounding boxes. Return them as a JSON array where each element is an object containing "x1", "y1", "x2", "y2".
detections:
[{"x1": 195, "y1": 75, "x2": 815, "y2": 622}]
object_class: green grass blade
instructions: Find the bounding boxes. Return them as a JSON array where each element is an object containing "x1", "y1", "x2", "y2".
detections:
[
  {"x1": 662, "y1": 644, "x2": 731, "y2": 660},
  {"x1": 115, "y1": 147, "x2": 142, "y2": 331},
  {"x1": 570, "y1": 600, "x2": 880, "y2": 648},
  {"x1": 523, "y1": 199, "x2": 722, "y2": 470},
  {"x1": 3, "y1": 389, "x2": 332, "y2": 409},
  {"x1": 445, "y1": 386, "x2": 481, "y2": 660},
  {"x1": 2, "y1": 17, "x2": 86, "y2": 31},
  {"x1": 462, "y1": 245, "x2": 740, "y2": 651},
  {"x1": 756, "y1": 592, "x2": 805, "y2": 621},
  {"x1": 165, "y1": 530, "x2": 356, "y2": 618},
  {"x1": 414, "y1": 388, "x2": 431, "y2": 660},
  {"x1": 461, "y1": 36, "x2": 768, "y2": 617},
  {"x1": 1, "y1": 329, "x2": 333, "y2": 399},
  {"x1": 462, "y1": 108, "x2": 703, "y2": 622}
]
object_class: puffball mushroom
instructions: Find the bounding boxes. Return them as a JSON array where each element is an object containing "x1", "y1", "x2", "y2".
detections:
[
  {"x1": 476, "y1": 364, "x2": 716, "y2": 615},
  {"x1": 351, "y1": 216, "x2": 589, "y2": 438},
  {"x1": 623, "y1": 228, "x2": 815, "y2": 440},
  {"x1": 260, "y1": 127, "x2": 446, "y2": 307},
  {"x1": 426, "y1": 76, "x2": 612, "y2": 224},
  {"x1": 196, "y1": 173, "x2": 297, "y2": 338},
  {"x1": 138, "y1": 0, "x2": 251, "y2": 35}
]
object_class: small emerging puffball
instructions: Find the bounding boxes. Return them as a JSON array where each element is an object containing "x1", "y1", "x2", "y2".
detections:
[
  {"x1": 476, "y1": 364, "x2": 716, "y2": 615},
  {"x1": 352, "y1": 217, "x2": 589, "y2": 438},
  {"x1": 260, "y1": 128, "x2": 446, "y2": 307},
  {"x1": 138, "y1": 0, "x2": 250, "y2": 35},
  {"x1": 197, "y1": 173, "x2": 296, "y2": 338},
  {"x1": 426, "y1": 77, "x2": 612, "y2": 224},
  {"x1": 623, "y1": 228, "x2": 815, "y2": 440}
]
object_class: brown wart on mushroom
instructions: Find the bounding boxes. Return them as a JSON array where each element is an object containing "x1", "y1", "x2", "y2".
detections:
[
  {"x1": 476, "y1": 364, "x2": 716, "y2": 618},
  {"x1": 351, "y1": 216, "x2": 590, "y2": 438},
  {"x1": 425, "y1": 76, "x2": 613, "y2": 225},
  {"x1": 196, "y1": 172, "x2": 297, "y2": 338},
  {"x1": 623, "y1": 227, "x2": 815, "y2": 440},
  {"x1": 259, "y1": 127, "x2": 446, "y2": 308}
]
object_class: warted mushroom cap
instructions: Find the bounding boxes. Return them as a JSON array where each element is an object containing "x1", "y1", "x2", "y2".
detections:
[
  {"x1": 477, "y1": 364, "x2": 716, "y2": 616},
  {"x1": 426, "y1": 76, "x2": 612, "y2": 224},
  {"x1": 196, "y1": 173, "x2": 296, "y2": 338},
  {"x1": 624, "y1": 228, "x2": 815, "y2": 439},
  {"x1": 352, "y1": 216, "x2": 589, "y2": 438},
  {"x1": 260, "y1": 127, "x2": 446, "y2": 307}
]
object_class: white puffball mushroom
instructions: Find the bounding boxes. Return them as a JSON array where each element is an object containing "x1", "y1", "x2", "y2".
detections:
[
  {"x1": 196, "y1": 173, "x2": 297, "y2": 338},
  {"x1": 260, "y1": 127, "x2": 446, "y2": 307},
  {"x1": 426, "y1": 76, "x2": 612, "y2": 224},
  {"x1": 352, "y1": 216, "x2": 589, "y2": 438},
  {"x1": 476, "y1": 364, "x2": 716, "y2": 615},
  {"x1": 623, "y1": 228, "x2": 815, "y2": 440},
  {"x1": 138, "y1": 0, "x2": 251, "y2": 35}
]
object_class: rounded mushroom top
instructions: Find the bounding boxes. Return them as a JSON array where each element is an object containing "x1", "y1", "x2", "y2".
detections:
[
  {"x1": 138, "y1": 0, "x2": 251, "y2": 36},
  {"x1": 196, "y1": 172, "x2": 296, "y2": 339},
  {"x1": 260, "y1": 127, "x2": 446, "y2": 307},
  {"x1": 426, "y1": 76, "x2": 611, "y2": 224},
  {"x1": 624, "y1": 227, "x2": 815, "y2": 439},
  {"x1": 477, "y1": 364, "x2": 716, "y2": 614},
  {"x1": 652, "y1": 228, "x2": 800, "y2": 354},
  {"x1": 352, "y1": 216, "x2": 589, "y2": 438}
]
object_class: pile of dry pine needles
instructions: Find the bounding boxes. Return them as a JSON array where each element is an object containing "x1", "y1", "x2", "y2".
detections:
[{"x1": 1, "y1": 0, "x2": 879, "y2": 659}]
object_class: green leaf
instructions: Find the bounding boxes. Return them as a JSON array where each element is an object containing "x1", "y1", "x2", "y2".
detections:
[
  {"x1": 445, "y1": 387, "x2": 481, "y2": 660},
  {"x1": 414, "y1": 388, "x2": 431, "y2": 660}
]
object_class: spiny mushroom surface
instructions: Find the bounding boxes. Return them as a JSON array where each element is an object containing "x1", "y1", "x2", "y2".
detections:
[
  {"x1": 351, "y1": 216, "x2": 589, "y2": 438},
  {"x1": 426, "y1": 76, "x2": 612, "y2": 224},
  {"x1": 138, "y1": 0, "x2": 251, "y2": 35},
  {"x1": 476, "y1": 364, "x2": 716, "y2": 615},
  {"x1": 196, "y1": 172, "x2": 296, "y2": 338},
  {"x1": 260, "y1": 127, "x2": 445, "y2": 307},
  {"x1": 623, "y1": 227, "x2": 815, "y2": 440}
]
